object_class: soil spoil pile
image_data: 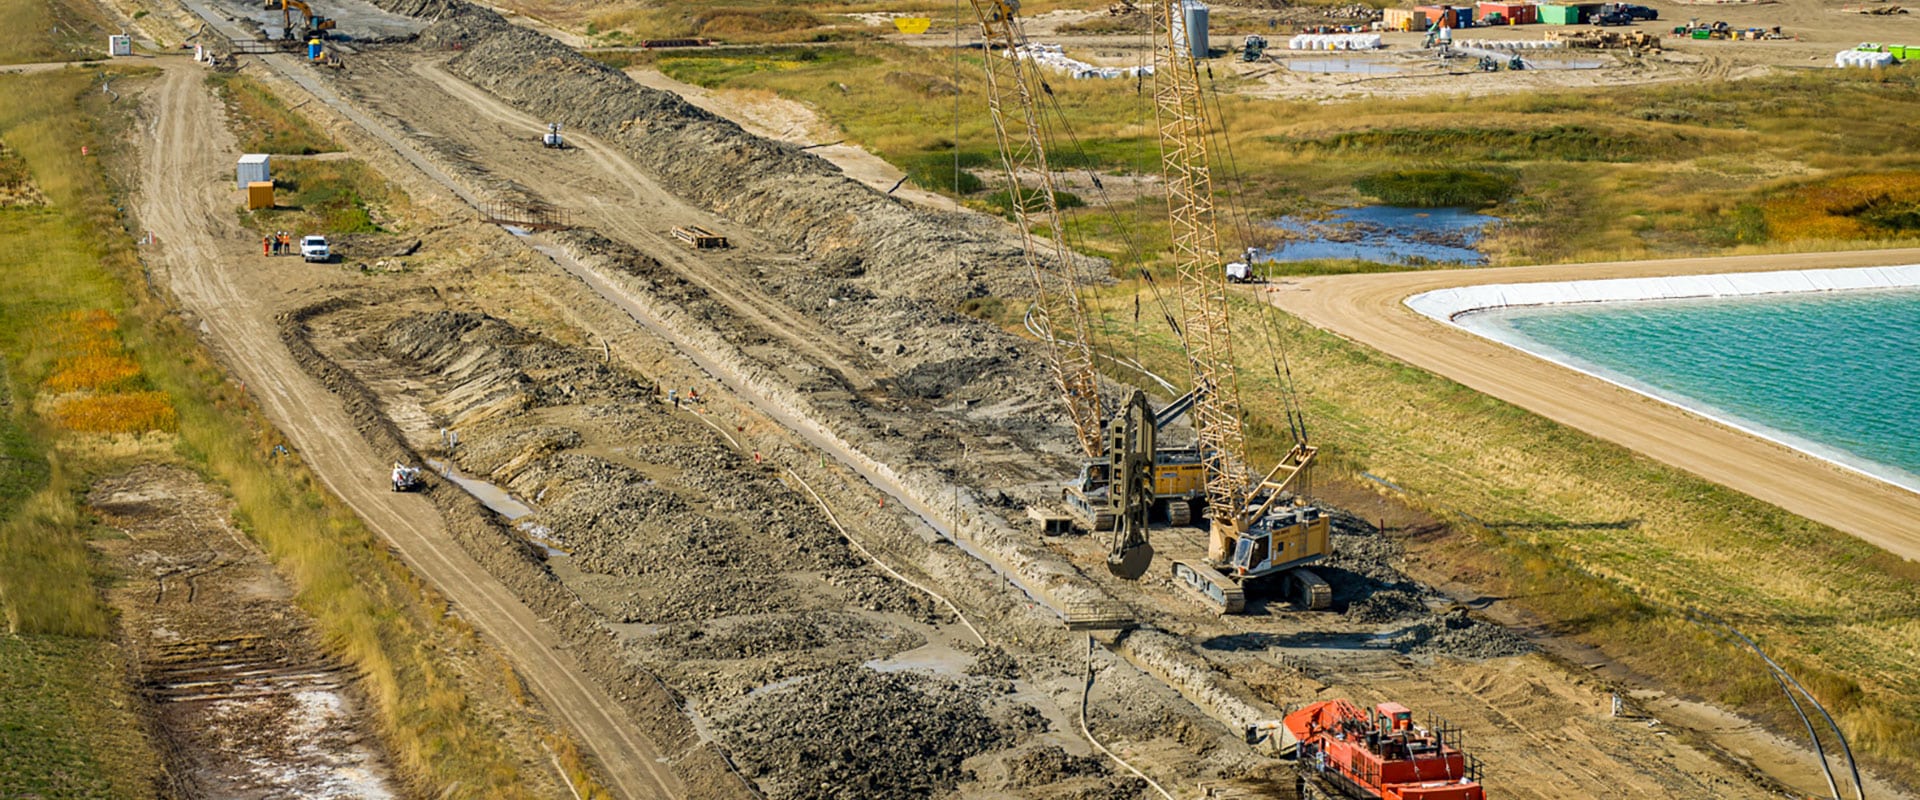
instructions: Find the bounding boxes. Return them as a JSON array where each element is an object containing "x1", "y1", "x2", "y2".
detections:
[
  {"x1": 721, "y1": 666, "x2": 1037, "y2": 800},
  {"x1": 362, "y1": 0, "x2": 1040, "y2": 305}
]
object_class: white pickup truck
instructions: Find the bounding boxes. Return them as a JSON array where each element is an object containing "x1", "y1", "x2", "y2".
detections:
[{"x1": 301, "y1": 235, "x2": 330, "y2": 263}]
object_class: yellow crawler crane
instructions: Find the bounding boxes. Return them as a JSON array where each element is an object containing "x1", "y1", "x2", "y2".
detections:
[{"x1": 1148, "y1": 0, "x2": 1331, "y2": 613}]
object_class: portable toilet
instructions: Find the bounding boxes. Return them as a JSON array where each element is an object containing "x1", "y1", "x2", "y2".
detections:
[
  {"x1": 236, "y1": 154, "x2": 270, "y2": 191},
  {"x1": 107, "y1": 34, "x2": 132, "y2": 57},
  {"x1": 308, "y1": 37, "x2": 323, "y2": 60}
]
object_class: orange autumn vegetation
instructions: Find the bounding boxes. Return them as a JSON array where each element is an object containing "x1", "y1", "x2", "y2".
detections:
[
  {"x1": 1762, "y1": 172, "x2": 1920, "y2": 242},
  {"x1": 41, "y1": 310, "x2": 174, "y2": 433}
]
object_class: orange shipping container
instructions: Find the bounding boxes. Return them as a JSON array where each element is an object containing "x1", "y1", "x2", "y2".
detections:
[
  {"x1": 246, "y1": 180, "x2": 274, "y2": 210},
  {"x1": 1415, "y1": 5, "x2": 1455, "y2": 26},
  {"x1": 1476, "y1": 1, "x2": 1537, "y2": 23}
]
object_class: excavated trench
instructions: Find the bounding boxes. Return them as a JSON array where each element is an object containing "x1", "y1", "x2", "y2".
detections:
[{"x1": 283, "y1": 299, "x2": 1259, "y2": 798}]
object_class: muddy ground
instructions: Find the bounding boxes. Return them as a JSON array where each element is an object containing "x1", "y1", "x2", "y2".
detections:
[
  {"x1": 154, "y1": 0, "x2": 1918, "y2": 796},
  {"x1": 92, "y1": 465, "x2": 401, "y2": 799}
]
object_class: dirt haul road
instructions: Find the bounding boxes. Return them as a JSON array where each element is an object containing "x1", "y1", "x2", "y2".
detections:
[
  {"x1": 1261, "y1": 250, "x2": 1920, "y2": 563},
  {"x1": 133, "y1": 60, "x2": 683, "y2": 800}
]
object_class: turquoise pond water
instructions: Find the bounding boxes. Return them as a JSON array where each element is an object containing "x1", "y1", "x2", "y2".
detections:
[{"x1": 1469, "y1": 288, "x2": 1920, "y2": 491}]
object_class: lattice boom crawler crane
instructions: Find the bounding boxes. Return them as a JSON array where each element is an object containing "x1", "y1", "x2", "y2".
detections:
[{"x1": 1147, "y1": 0, "x2": 1333, "y2": 612}]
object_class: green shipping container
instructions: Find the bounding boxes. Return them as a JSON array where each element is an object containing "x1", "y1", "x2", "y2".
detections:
[
  {"x1": 1892, "y1": 45, "x2": 1909, "y2": 59},
  {"x1": 1540, "y1": 3, "x2": 1580, "y2": 24}
]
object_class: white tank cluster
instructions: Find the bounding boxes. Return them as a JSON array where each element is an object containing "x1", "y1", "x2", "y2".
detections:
[
  {"x1": 1008, "y1": 43, "x2": 1153, "y2": 79},
  {"x1": 1456, "y1": 38, "x2": 1563, "y2": 50},
  {"x1": 1834, "y1": 49, "x2": 1895, "y2": 68},
  {"x1": 1286, "y1": 33, "x2": 1384, "y2": 50}
]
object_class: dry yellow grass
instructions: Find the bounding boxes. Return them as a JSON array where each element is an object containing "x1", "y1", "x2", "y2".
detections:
[{"x1": 49, "y1": 391, "x2": 176, "y2": 434}]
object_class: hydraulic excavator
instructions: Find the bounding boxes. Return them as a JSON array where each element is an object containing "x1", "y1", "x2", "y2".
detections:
[
  {"x1": 264, "y1": 0, "x2": 334, "y2": 41},
  {"x1": 1146, "y1": 0, "x2": 1333, "y2": 613},
  {"x1": 963, "y1": 0, "x2": 1178, "y2": 579}
]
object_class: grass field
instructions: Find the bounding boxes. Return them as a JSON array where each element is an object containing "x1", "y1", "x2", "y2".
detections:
[
  {"x1": 0, "y1": 54, "x2": 566, "y2": 800},
  {"x1": 1080, "y1": 285, "x2": 1920, "y2": 776},
  {"x1": 242, "y1": 157, "x2": 409, "y2": 235},
  {"x1": 615, "y1": 42, "x2": 1920, "y2": 267},
  {"x1": 206, "y1": 72, "x2": 340, "y2": 155},
  {"x1": 0, "y1": 0, "x2": 110, "y2": 65}
]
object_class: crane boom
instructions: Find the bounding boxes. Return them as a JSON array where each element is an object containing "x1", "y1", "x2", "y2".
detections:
[
  {"x1": 968, "y1": 0, "x2": 1105, "y2": 458},
  {"x1": 1150, "y1": 1, "x2": 1332, "y2": 611},
  {"x1": 1150, "y1": 0, "x2": 1251, "y2": 552}
]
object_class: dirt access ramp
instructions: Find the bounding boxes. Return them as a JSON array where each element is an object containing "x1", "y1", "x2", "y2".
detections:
[{"x1": 92, "y1": 465, "x2": 401, "y2": 799}]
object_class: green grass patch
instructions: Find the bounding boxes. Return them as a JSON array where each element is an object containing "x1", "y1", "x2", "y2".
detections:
[
  {"x1": 0, "y1": 0, "x2": 110, "y2": 65},
  {"x1": 1272, "y1": 124, "x2": 1685, "y2": 163},
  {"x1": 1353, "y1": 167, "x2": 1517, "y2": 208},
  {"x1": 245, "y1": 158, "x2": 405, "y2": 235},
  {"x1": 984, "y1": 186, "x2": 1084, "y2": 218},
  {"x1": 205, "y1": 72, "x2": 339, "y2": 155},
  {"x1": 0, "y1": 634, "x2": 158, "y2": 798}
]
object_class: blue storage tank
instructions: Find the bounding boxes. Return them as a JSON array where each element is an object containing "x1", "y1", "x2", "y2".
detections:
[{"x1": 1182, "y1": 1, "x2": 1209, "y2": 59}]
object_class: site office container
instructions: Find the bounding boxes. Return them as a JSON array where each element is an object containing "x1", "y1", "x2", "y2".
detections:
[
  {"x1": 245, "y1": 181, "x2": 274, "y2": 210},
  {"x1": 1383, "y1": 8, "x2": 1429, "y2": 30},
  {"x1": 1477, "y1": 2, "x2": 1537, "y2": 24},
  {"x1": 1538, "y1": 3, "x2": 1582, "y2": 24},
  {"x1": 1415, "y1": 5, "x2": 1456, "y2": 27},
  {"x1": 236, "y1": 154, "x2": 270, "y2": 191}
]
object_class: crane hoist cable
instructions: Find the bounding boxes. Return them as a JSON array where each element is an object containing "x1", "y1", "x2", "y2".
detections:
[{"x1": 965, "y1": 0, "x2": 1106, "y2": 458}]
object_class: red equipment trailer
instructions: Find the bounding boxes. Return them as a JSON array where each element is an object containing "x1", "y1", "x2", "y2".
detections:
[{"x1": 1286, "y1": 699, "x2": 1486, "y2": 800}]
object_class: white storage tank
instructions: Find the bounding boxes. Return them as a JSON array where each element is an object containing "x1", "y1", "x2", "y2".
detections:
[
  {"x1": 108, "y1": 35, "x2": 131, "y2": 57},
  {"x1": 236, "y1": 154, "x2": 270, "y2": 191}
]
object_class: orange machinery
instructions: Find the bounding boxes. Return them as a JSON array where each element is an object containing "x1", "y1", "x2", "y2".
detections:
[{"x1": 1286, "y1": 699, "x2": 1486, "y2": 800}]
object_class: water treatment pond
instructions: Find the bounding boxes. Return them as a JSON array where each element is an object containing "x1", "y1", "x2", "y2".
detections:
[
  {"x1": 1464, "y1": 287, "x2": 1920, "y2": 492},
  {"x1": 1255, "y1": 205, "x2": 1494, "y2": 266}
]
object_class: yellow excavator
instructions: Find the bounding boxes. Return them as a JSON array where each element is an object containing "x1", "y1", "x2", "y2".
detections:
[
  {"x1": 966, "y1": 0, "x2": 1233, "y2": 581},
  {"x1": 263, "y1": 0, "x2": 335, "y2": 40}
]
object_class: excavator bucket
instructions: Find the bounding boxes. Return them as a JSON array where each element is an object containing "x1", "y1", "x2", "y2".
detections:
[{"x1": 1107, "y1": 542, "x2": 1153, "y2": 580}]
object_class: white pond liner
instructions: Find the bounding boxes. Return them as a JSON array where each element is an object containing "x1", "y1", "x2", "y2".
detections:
[{"x1": 1403, "y1": 263, "x2": 1920, "y2": 494}]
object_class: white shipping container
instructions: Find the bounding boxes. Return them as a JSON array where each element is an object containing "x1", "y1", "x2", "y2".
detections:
[
  {"x1": 236, "y1": 154, "x2": 271, "y2": 190},
  {"x1": 108, "y1": 35, "x2": 131, "y2": 57}
]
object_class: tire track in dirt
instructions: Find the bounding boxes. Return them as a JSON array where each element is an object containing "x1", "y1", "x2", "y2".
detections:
[{"x1": 135, "y1": 59, "x2": 682, "y2": 800}]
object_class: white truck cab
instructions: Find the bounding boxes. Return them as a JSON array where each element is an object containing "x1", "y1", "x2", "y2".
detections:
[{"x1": 301, "y1": 235, "x2": 330, "y2": 262}]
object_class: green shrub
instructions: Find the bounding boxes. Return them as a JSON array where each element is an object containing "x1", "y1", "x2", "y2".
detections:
[{"x1": 1353, "y1": 168, "x2": 1516, "y2": 208}]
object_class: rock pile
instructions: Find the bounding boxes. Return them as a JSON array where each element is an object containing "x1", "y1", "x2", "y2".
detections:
[
  {"x1": 1391, "y1": 608, "x2": 1537, "y2": 659},
  {"x1": 722, "y1": 667, "x2": 1034, "y2": 800}
]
